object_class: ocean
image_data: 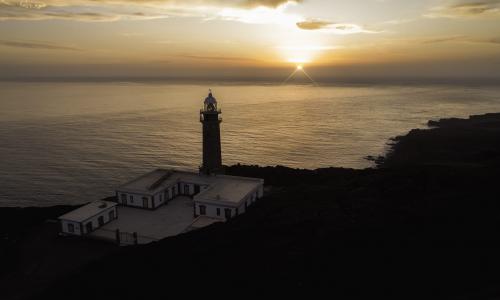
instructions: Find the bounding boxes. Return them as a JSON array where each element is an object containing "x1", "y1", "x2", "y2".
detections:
[{"x1": 1, "y1": 81, "x2": 500, "y2": 207}]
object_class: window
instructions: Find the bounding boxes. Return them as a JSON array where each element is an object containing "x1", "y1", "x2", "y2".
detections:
[
  {"x1": 109, "y1": 210, "x2": 115, "y2": 221},
  {"x1": 199, "y1": 205, "x2": 206, "y2": 215},
  {"x1": 68, "y1": 223, "x2": 75, "y2": 233},
  {"x1": 98, "y1": 216, "x2": 104, "y2": 226},
  {"x1": 216, "y1": 208, "x2": 220, "y2": 216},
  {"x1": 121, "y1": 194, "x2": 127, "y2": 203}
]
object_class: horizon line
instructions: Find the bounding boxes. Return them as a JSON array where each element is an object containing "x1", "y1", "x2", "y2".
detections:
[{"x1": 1, "y1": 76, "x2": 499, "y2": 87}]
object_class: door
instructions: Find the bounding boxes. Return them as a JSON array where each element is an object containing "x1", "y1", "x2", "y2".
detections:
[
  {"x1": 199, "y1": 205, "x2": 206, "y2": 215},
  {"x1": 120, "y1": 193, "x2": 127, "y2": 205},
  {"x1": 142, "y1": 197, "x2": 148, "y2": 208},
  {"x1": 224, "y1": 208, "x2": 232, "y2": 219},
  {"x1": 194, "y1": 185, "x2": 200, "y2": 194}
]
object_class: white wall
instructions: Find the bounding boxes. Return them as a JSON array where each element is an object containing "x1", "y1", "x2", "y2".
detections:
[
  {"x1": 117, "y1": 192, "x2": 147, "y2": 208},
  {"x1": 117, "y1": 182, "x2": 183, "y2": 210},
  {"x1": 61, "y1": 220, "x2": 82, "y2": 236},
  {"x1": 194, "y1": 202, "x2": 240, "y2": 219},
  {"x1": 257, "y1": 183, "x2": 264, "y2": 198},
  {"x1": 153, "y1": 192, "x2": 163, "y2": 208},
  {"x1": 78, "y1": 206, "x2": 117, "y2": 235},
  {"x1": 166, "y1": 187, "x2": 174, "y2": 200},
  {"x1": 193, "y1": 183, "x2": 263, "y2": 220},
  {"x1": 117, "y1": 191, "x2": 157, "y2": 209},
  {"x1": 179, "y1": 182, "x2": 209, "y2": 196},
  {"x1": 151, "y1": 188, "x2": 174, "y2": 208},
  {"x1": 238, "y1": 201, "x2": 246, "y2": 214}
]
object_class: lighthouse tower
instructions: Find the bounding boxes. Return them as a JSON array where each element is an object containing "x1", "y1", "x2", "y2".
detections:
[{"x1": 200, "y1": 90, "x2": 223, "y2": 175}]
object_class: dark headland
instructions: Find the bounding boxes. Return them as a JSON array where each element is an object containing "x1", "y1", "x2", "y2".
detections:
[{"x1": 2, "y1": 113, "x2": 500, "y2": 299}]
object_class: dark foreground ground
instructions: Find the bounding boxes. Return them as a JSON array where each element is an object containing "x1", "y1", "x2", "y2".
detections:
[{"x1": 2, "y1": 113, "x2": 500, "y2": 299}]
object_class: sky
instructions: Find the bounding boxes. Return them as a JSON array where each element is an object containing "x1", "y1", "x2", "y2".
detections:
[{"x1": 0, "y1": 0, "x2": 499, "y2": 81}]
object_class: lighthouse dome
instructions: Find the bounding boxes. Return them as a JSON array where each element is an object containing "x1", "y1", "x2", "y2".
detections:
[{"x1": 204, "y1": 90, "x2": 217, "y2": 105}]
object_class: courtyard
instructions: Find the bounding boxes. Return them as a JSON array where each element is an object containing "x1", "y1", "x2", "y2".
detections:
[{"x1": 90, "y1": 196, "x2": 210, "y2": 244}]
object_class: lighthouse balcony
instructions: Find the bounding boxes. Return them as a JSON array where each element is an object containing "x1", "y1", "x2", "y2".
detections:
[{"x1": 200, "y1": 108, "x2": 221, "y2": 114}]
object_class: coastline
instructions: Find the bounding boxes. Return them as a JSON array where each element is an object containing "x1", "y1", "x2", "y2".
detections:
[{"x1": 2, "y1": 112, "x2": 500, "y2": 299}]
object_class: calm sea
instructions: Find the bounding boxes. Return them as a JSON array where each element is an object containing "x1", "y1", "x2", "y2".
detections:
[{"x1": 1, "y1": 81, "x2": 500, "y2": 207}]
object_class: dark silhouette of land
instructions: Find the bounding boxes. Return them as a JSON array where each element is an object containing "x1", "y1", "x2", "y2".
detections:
[{"x1": 2, "y1": 113, "x2": 500, "y2": 299}]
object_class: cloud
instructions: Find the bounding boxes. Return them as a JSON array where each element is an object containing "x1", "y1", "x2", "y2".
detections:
[
  {"x1": 0, "y1": 0, "x2": 302, "y2": 22},
  {"x1": 420, "y1": 35, "x2": 467, "y2": 44},
  {"x1": 489, "y1": 37, "x2": 500, "y2": 44},
  {"x1": 296, "y1": 19, "x2": 378, "y2": 34},
  {"x1": 215, "y1": 2, "x2": 300, "y2": 26},
  {"x1": 177, "y1": 54, "x2": 258, "y2": 62},
  {"x1": 398, "y1": 35, "x2": 500, "y2": 45},
  {"x1": 0, "y1": 39, "x2": 81, "y2": 50},
  {"x1": 0, "y1": 2, "x2": 172, "y2": 21},
  {"x1": 296, "y1": 20, "x2": 331, "y2": 30},
  {"x1": 0, "y1": 0, "x2": 299, "y2": 8},
  {"x1": 426, "y1": 0, "x2": 500, "y2": 18},
  {"x1": 380, "y1": 18, "x2": 417, "y2": 25},
  {"x1": 241, "y1": 0, "x2": 302, "y2": 8},
  {"x1": 470, "y1": 36, "x2": 500, "y2": 44}
]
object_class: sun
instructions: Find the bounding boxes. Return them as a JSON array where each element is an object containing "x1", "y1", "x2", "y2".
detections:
[{"x1": 282, "y1": 63, "x2": 318, "y2": 86}]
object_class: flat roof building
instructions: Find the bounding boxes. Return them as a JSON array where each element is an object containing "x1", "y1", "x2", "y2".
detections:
[
  {"x1": 116, "y1": 168, "x2": 263, "y2": 219},
  {"x1": 59, "y1": 201, "x2": 117, "y2": 236},
  {"x1": 58, "y1": 90, "x2": 264, "y2": 245}
]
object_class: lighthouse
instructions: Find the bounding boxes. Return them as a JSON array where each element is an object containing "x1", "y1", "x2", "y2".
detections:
[
  {"x1": 200, "y1": 90, "x2": 223, "y2": 175},
  {"x1": 59, "y1": 88, "x2": 265, "y2": 244}
]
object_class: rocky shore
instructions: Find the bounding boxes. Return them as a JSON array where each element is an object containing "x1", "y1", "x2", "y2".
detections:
[{"x1": 2, "y1": 112, "x2": 500, "y2": 299}]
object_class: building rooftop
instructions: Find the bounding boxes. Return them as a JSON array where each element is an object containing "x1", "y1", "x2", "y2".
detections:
[
  {"x1": 195, "y1": 175, "x2": 262, "y2": 205},
  {"x1": 59, "y1": 201, "x2": 117, "y2": 222},
  {"x1": 116, "y1": 169, "x2": 210, "y2": 195},
  {"x1": 117, "y1": 168, "x2": 263, "y2": 206}
]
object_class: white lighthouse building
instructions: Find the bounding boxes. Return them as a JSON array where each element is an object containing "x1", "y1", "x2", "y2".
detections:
[{"x1": 59, "y1": 91, "x2": 264, "y2": 245}]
